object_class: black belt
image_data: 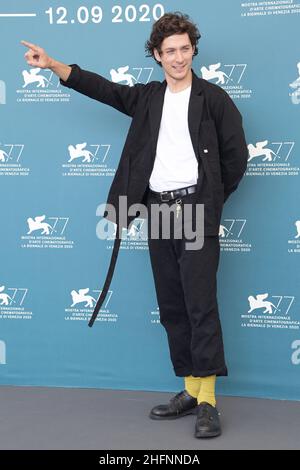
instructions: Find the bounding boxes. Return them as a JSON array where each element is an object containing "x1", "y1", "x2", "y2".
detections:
[
  {"x1": 89, "y1": 224, "x2": 122, "y2": 327},
  {"x1": 149, "y1": 184, "x2": 197, "y2": 202}
]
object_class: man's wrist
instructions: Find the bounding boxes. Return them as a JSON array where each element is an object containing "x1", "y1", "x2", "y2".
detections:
[{"x1": 48, "y1": 57, "x2": 57, "y2": 71}]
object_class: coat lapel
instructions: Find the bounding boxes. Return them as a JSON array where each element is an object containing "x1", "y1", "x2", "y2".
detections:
[
  {"x1": 149, "y1": 80, "x2": 167, "y2": 158},
  {"x1": 188, "y1": 70, "x2": 204, "y2": 159},
  {"x1": 149, "y1": 70, "x2": 204, "y2": 160}
]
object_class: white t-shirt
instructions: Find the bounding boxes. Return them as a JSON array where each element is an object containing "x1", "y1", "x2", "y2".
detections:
[{"x1": 149, "y1": 84, "x2": 198, "y2": 192}]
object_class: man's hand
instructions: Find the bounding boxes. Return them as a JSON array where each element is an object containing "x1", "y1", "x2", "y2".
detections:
[
  {"x1": 21, "y1": 40, "x2": 72, "y2": 81},
  {"x1": 21, "y1": 40, "x2": 53, "y2": 69}
]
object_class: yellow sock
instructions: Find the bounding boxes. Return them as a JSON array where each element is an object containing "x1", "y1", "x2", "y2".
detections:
[
  {"x1": 197, "y1": 375, "x2": 216, "y2": 407},
  {"x1": 184, "y1": 375, "x2": 202, "y2": 399}
]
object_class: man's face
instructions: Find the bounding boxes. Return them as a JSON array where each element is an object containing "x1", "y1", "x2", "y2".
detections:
[{"x1": 154, "y1": 33, "x2": 195, "y2": 82}]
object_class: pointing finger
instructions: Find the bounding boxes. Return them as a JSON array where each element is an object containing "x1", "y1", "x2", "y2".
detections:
[{"x1": 21, "y1": 40, "x2": 39, "y2": 51}]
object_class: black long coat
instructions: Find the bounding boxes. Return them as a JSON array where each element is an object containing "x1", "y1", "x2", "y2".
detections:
[
  {"x1": 61, "y1": 65, "x2": 248, "y2": 235},
  {"x1": 60, "y1": 65, "x2": 248, "y2": 325}
]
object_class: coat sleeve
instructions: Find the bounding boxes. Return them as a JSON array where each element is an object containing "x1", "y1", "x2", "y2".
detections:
[
  {"x1": 214, "y1": 91, "x2": 248, "y2": 202},
  {"x1": 60, "y1": 64, "x2": 145, "y2": 117}
]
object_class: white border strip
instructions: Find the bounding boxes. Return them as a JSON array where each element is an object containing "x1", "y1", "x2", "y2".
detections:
[{"x1": 0, "y1": 13, "x2": 37, "y2": 17}]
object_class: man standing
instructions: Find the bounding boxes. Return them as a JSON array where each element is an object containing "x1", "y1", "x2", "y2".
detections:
[{"x1": 22, "y1": 12, "x2": 247, "y2": 439}]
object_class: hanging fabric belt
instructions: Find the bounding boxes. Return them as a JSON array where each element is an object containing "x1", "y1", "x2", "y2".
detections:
[{"x1": 88, "y1": 224, "x2": 122, "y2": 327}]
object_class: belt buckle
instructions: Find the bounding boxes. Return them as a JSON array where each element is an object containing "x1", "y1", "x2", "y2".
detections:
[{"x1": 160, "y1": 191, "x2": 172, "y2": 202}]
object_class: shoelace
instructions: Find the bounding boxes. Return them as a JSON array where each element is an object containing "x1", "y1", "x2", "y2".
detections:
[
  {"x1": 170, "y1": 392, "x2": 186, "y2": 412},
  {"x1": 198, "y1": 405, "x2": 214, "y2": 421}
]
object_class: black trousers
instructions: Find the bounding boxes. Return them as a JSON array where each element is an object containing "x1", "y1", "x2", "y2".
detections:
[{"x1": 146, "y1": 189, "x2": 228, "y2": 378}]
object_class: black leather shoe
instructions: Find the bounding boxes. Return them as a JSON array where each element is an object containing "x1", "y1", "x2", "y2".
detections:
[
  {"x1": 149, "y1": 390, "x2": 198, "y2": 420},
  {"x1": 194, "y1": 402, "x2": 221, "y2": 438}
]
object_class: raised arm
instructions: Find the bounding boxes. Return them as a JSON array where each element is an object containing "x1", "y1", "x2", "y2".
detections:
[{"x1": 21, "y1": 40, "x2": 145, "y2": 117}]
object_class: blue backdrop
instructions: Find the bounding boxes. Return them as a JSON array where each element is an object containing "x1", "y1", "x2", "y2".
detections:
[{"x1": 0, "y1": 0, "x2": 300, "y2": 401}]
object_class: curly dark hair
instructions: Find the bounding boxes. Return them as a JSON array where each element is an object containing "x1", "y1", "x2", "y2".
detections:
[{"x1": 145, "y1": 12, "x2": 201, "y2": 67}]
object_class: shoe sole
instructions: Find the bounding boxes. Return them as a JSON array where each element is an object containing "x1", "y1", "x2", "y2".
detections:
[
  {"x1": 194, "y1": 430, "x2": 222, "y2": 439},
  {"x1": 149, "y1": 407, "x2": 198, "y2": 420}
]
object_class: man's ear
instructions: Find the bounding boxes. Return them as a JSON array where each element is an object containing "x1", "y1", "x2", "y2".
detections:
[{"x1": 154, "y1": 48, "x2": 161, "y2": 63}]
